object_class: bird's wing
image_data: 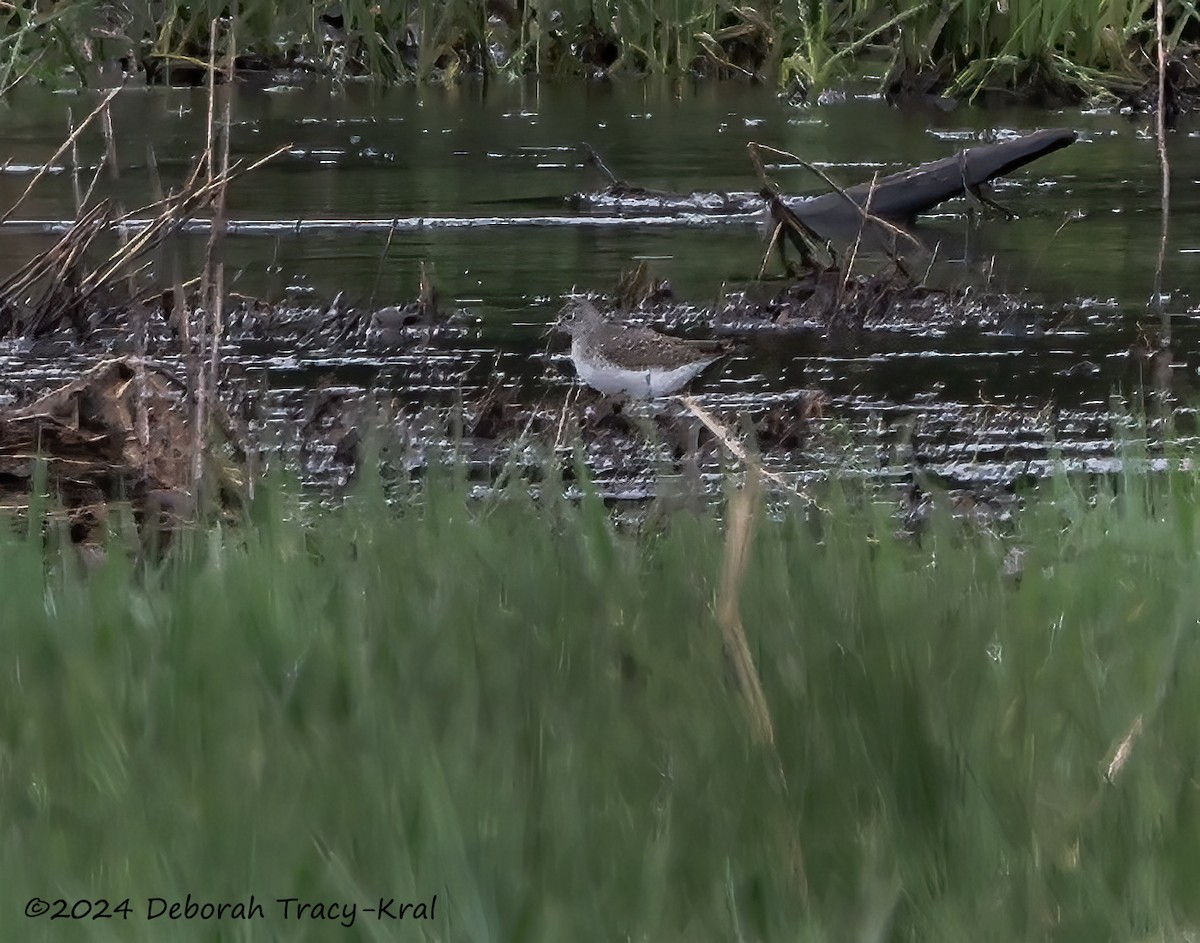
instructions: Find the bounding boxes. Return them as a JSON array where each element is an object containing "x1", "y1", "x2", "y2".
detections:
[{"x1": 601, "y1": 325, "x2": 720, "y2": 366}]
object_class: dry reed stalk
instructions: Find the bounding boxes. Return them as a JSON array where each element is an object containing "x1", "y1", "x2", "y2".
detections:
[
  {"x1": 101, "y1": 103, "x2": 119, "y2": 186},
  {"x1": 99, "y1": 122, "x2": 150, "y2": 467},
  {"x1": 205, "y1": 18, "x2": 218, "y2": 185},
  {"x1": 188, "y1": 20, "x2": 221, "y2": 492},
  {"x1": 0, "y1": 108, "x2": 289, "y2": 339},
  {"x1": 1152, "y1": 0, "x2": 1171, "y2": 337},
  {"x1": 0, "y1": 201, "x2": 112, "y2": 334},
  {"x1": 96, "y1": 100, "x2": 136, "y2": 301},
  {"x1": 676, "y1": 395, "x2": 817, "y2": 507},
  {"x1": 839, "y1": 170, "x2": 883, "y2": 304},
  {"x1": 675, "y1": 397, "x2": 809, "y2": 742},
  {"x1": 133, "y1": 299, "x2": 151, "y2": 466},
  {"x1": 182, "y1": 281, "x2": 204, "y2": 490},
  {"x1": 145, "y1": 144, "x2": 165, "y2": 204},
  {"x1": 757, "y1": 221, "x2": 785, "y2": 280},
  {"x1": 678, "y1": 397, "x2": 792, "y2": 748},
  {"x1": 119, "y1": 144, "x2": 286, "y2": 223},
  {"x1": 0, "y1": 200, "x2": 108, "y2": 297},
  {"x1": 713, "y1": 453, "x2": 812, "y2": 900},
  {"x1": 370, "y1": 221, "x2": 399, "y2": 309},
  {"x1": 19, "y1": 133, "x2": 287, "y2": 338},
  {"x1": 554, "y1": 387, "x2": 577, "y2": 450},
  {"x1": 77, "y1": 96, "x2": 118, "y2": 212},
  {"x1": 77, "y1": 144, "x2": 289, "y2": 299},
  {"x1": 145, "y1": 142, "x2": 168, "y2": 356},
  {"x1": 0, "y1": 85, "x2": 122, "y2": 225},
  {"x1": 67, "y1": 108, "x2": 82, "y2": 214},
  {"x1": 715, "y1": 461, "x2": 775, "y2": 747},
  {"x1": 205, "y1": 14, "x2": 236, "y2": 419},
  {"x1": 1143, "y1": 0, "x2": 1175, "y2": 429}
]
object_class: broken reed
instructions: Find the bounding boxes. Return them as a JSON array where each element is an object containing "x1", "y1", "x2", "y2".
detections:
[
  {"x1": 5, "y1": 456, "x2": 1200, "y2": 941},
  {"x1": 2, "y1": 0, "x2": 1194, "y2": 97},
  {"x1": 0, "y1": 11, "x2": 286, "y2": 499}
]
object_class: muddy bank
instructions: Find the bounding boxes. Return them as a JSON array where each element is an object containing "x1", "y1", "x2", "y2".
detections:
[
  {"x1": 0, "y1": 263, "x2": 1165, "y2": 552},
  {"x1": 0, "y1": 89, "x2": 1184, "y2": 536}
]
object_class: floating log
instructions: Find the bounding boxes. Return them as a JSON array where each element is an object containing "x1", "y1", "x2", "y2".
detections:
[{"x1": 789, "y1": 128, "x2": 1077, "y2": 237}]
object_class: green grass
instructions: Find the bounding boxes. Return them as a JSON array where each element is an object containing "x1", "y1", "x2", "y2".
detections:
[{"x1": 5, "y1": 457, "x2": 1200, "y2": 941}]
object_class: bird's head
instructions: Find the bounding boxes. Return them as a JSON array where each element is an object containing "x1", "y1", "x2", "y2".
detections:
[{"x1": 553, "y1": 299, "x2": 606, "y2": 338}]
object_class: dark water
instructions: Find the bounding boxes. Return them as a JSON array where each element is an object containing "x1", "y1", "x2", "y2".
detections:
[{"x1": 1, "y1": 80, "x2": 1198, "y2": 488}]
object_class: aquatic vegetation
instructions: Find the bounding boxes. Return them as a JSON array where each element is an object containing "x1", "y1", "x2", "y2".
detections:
[
  {"x1": 1, "y1": 0, "x2": 1195, "y2": 101},
  {"x1": 889, "y1": 0, "x2": 1159, "y2": 103}
]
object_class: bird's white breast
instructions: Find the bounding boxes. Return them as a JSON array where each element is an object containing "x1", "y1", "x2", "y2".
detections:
[{"x1": 571, "y1": 340, "x2": 716, "y2": 400}]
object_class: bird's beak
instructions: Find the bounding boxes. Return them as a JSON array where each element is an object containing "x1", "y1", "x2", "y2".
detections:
[{"x1": 543, "y1": 309, "x2": 574, "y2": 339}]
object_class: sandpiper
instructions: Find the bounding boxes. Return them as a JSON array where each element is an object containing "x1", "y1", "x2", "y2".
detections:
[{"x1": 557, "y1": 301, "x2": 724, "y2": 400}]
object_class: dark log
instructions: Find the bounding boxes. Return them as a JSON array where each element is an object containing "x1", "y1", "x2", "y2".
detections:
[{"x1": 790, "y1": 128, "x2": 1077, "y2": 236}]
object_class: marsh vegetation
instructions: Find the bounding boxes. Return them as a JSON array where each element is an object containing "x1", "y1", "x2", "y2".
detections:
[{"x1": 3, "y1": 0, "x2": 1199, "y2": 102}]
